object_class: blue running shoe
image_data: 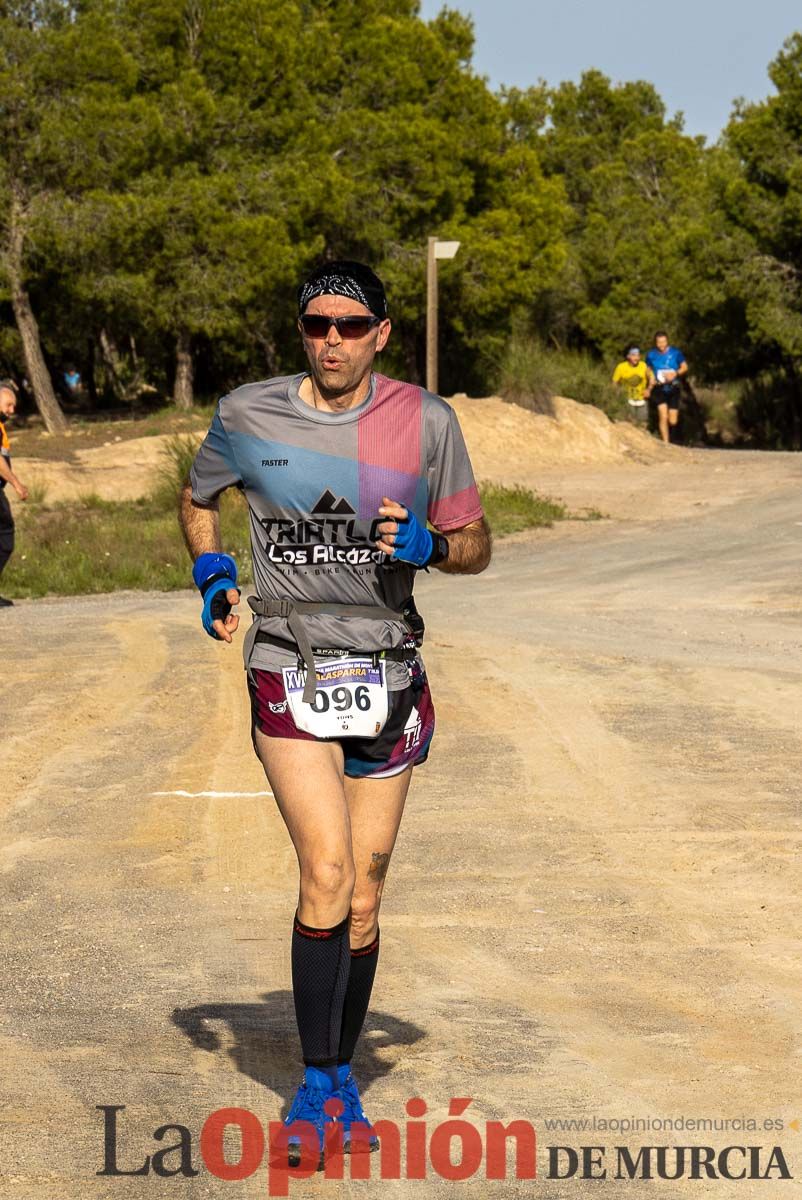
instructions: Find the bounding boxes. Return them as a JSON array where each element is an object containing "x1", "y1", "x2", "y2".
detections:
[
  {"x1": 336, "y1": 1067, "x2": 380, "y2": 1154},
  {"x1": 283, "y1": 1067, "x2": 341, "y2": 1169}
]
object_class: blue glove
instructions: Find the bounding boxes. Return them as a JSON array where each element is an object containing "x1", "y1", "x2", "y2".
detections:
[
  {"x1": 192, "y1": 552, "x2": 239, "y2": 638},
  {"x1": 390, "y1": 509, "x2": 434, "y2": 567}
]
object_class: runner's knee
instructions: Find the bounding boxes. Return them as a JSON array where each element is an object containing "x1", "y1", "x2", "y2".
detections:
[
  {"x1": 349, "y1": 892, "x2": 381, "y2": 944},
  {"x1": 301, "y1": 857, "x2": 356, "y2": 906}
]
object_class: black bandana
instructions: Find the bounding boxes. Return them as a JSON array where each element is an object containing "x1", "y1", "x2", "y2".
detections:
[{"x1": 298, "y1": 260, "x2": 388, "y2": 318}]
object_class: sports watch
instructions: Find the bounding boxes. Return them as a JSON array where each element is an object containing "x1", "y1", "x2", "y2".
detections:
[{"x1": 427, "y1": 533, "x2": 450, "y2": 567}]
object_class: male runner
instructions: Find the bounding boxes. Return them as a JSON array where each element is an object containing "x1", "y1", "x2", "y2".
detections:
[
  {"x1": 180, "y1": 261, "x2": 491, "y2": 1164},
  {"x1": 0, "y1": 381, "x2": 29, "y2": 607},
  {"x1": 645, "y1": 330, "x2": 688, "y2": 443},
  {"x1": 612, "y1": 345, "x2": 654, "y2": 423}
]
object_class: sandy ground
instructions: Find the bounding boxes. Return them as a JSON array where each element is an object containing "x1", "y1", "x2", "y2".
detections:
[{"x1": 1, "y1": 448, "x2": 801, "y2": 1197}]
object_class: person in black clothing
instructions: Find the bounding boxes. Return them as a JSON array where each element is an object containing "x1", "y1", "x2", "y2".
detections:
[{"x1": 0, "y1": 381, "x2": 29, "y2": 606}]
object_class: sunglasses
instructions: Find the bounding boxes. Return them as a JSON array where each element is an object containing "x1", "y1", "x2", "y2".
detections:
[{"x1": 299, "y1": 313, "x2": 382, "y2": 339}]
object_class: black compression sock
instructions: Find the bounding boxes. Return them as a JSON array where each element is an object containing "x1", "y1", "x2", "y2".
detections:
[
  {"x1": 338, "y1": 931, "x2": 380, "y2": 1065},
  {"x1": 291, "y1": 912, "x2": 351, "y2": 1068}
]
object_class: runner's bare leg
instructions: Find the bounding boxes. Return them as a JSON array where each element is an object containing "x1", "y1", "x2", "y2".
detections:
[
  {"x1": 658, "y1": 402, "x2": 670, "y2": 443},
  {"x1": 253, "y1": 734, "x2": 355, "y2": 927},
  {"x1": 345, "y1": 767, "x2": 412, "y2": 948},
  {"x1": 254, "y1": 736, "x2": 411, "y2": 1074}
]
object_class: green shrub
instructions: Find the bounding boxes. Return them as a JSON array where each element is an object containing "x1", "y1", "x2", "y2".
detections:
[
  {"x1": 496, "y1": 335, "x2": 627, "y2": 420},
  {"x1": 4, "y1": 487, "x2": 251, "y2": 598},
  {"x1": 736, "y1": 370, "x2": 802, "y2": 449},
  {"x1": 151, "y1": 434, "x2": 204, "y2": 511},
  {"x1": 24, "y1": 481, "x2": 49, "y2": 507},
  {"x1": 480, "y1": 482, "x2": 567, "y2": 536}
]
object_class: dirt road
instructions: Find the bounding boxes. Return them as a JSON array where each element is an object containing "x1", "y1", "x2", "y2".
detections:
[{"x1": 1, "y1": 451, "x2": 800, "y2": 1197}]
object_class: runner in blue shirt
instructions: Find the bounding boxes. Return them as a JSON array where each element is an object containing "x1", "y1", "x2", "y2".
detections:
[{"x1": 645, "y1": 331, "x2": 687, "y2": 443}]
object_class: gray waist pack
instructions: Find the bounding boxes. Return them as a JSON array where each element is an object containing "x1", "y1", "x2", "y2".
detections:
[{"x1": 243, "y1": 596, "x2": 411, "y2": 703}]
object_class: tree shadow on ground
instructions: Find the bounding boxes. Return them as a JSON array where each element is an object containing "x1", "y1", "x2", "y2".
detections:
[{"x1": 172, "y1": 991, "x2": 425, "y2": 1118}]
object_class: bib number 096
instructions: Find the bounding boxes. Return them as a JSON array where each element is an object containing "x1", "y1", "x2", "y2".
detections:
[
  {"x1": 282, "y1": 656, "x2": 389, "y2": 739},
  {"x1": 309, "y1": 684, "x2": 371, "y2": 713}
]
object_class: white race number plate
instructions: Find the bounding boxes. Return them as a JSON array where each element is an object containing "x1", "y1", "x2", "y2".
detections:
[{"x1": 282, "y1": 656, "x2": 389, "y2": 739}]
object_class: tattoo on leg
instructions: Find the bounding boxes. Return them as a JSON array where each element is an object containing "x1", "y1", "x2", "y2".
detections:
[{"x1": 367, "y1": 852, "x2": 389, "y2": 882}]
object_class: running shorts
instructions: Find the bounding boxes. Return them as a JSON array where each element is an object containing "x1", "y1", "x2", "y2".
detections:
[
  {"x1": 248, "y1": 661, "x2": 435, "y2": 779},
  {"x1": 652, "y1": 383, "x2": 681, "y2": 411}
]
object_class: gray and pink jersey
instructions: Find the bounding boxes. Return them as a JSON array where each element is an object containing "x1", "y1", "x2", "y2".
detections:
[{"x1": 190, "y1": 371, "x2": 483, "y2": 674}]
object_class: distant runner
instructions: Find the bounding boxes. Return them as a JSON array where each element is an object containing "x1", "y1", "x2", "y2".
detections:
[
  {"x1": 645, "y1": 330, "x2": 688, "y2": 443},
  {"x1": 612, "y1": 345, "x2": 654, "y2": 423},
  {"x1": 180, "y1": 260, "x2": 491, "y2": 1169},
  {"x1": 0, "y1": 381, "x2": 29, "y2": 607}
]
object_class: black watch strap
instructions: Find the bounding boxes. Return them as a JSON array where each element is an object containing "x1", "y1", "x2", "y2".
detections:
[{"x1": 427, "y1": 532, "x2": 449, "y2": 567}]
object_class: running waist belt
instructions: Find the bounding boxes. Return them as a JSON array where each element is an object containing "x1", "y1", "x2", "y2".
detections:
[
  {"x1": 243, "y1": 596, "x2": 413, "y2": 704},
  {"x1": 254, "y1": 631, "x2": 417, "y2": 661}
]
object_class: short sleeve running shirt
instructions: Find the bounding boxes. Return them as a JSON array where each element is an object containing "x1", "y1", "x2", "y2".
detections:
[
  {"x1": 190, "y1": 371, "x2": 484, "y2": 673},
  {"x1": 612, "y1": 360, "x2": 649, "y2": 401},
  {"x1": 645, "y1": 346, "x2": 686, "y2": 385}
]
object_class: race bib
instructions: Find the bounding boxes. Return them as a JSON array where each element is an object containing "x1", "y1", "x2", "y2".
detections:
[{"x1": 282, "y1": 656, "x2": 389, "y2": 739}]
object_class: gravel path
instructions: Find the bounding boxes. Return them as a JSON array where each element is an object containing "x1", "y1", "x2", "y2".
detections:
[{"x1": 1, "y1": 450, "x2": 800, "y2": 1197}]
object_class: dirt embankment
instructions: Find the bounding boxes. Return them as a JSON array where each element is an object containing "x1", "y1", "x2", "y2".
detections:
[
  {"x1": 450, "y1": 393, "x2": 669, "y2": 474},
  {"x1": 450, "y1": 396, "x2": 802, "y2": 522},
  {"x1": 13, "y1": 435, "x2": 172, "y2": 503}
]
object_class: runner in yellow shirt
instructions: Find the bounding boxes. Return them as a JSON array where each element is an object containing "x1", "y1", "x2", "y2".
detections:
[{"x1": 612, "y1": 346, "x2": 654, "y2": 422}]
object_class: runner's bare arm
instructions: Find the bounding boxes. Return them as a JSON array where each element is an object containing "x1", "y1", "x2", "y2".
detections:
[
  {"x1": 179, "y1": 482, "x2": 240, "y2": 642},
  {"x1": 179, "y1": 482, "x2": 222, "y2": 557},
  {"x1": 434, "y1": 516, "x2": 492, "y2": 575}
]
